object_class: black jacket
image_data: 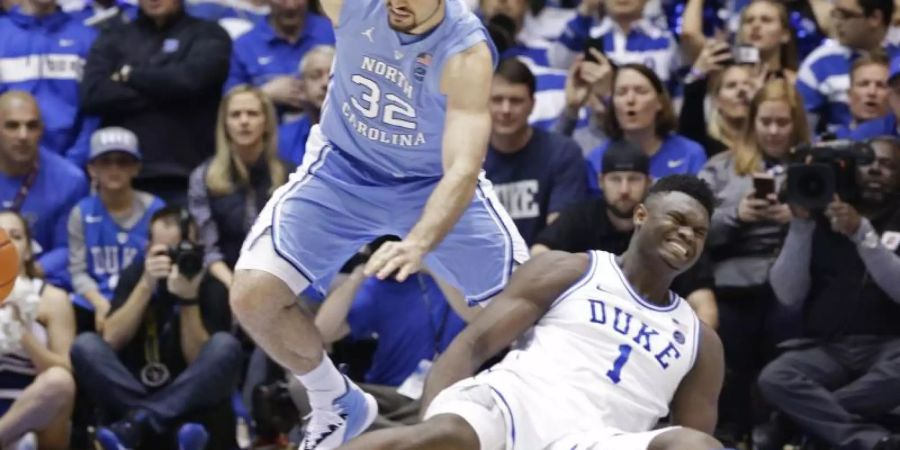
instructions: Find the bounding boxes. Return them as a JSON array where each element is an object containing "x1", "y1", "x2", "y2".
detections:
[{"x1": 80, "y1": 10, "x2": 231, "y2": 180}]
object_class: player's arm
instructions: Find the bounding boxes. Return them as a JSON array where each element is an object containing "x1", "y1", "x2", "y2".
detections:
[
  {"x1": 669, "y1": 322, "x2": 725, "y2": 434},
  {"x1": 319, "y1": 0, "x2": 345, "y2": 25},
  {"x1": 420, "y1": 251, "x2": 590, "y2": 412},
  {"x1": 365, "y1": 42, "x2": 494, "y2": 281}
]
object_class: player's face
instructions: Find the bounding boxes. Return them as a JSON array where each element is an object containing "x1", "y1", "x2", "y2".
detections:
[
  {"x1": 612, "y1": 68, "x2": 662, "y2": 134},
  {"x1": 849, "y1": 63, "x2": 890, "y2": 123},
  {"x1": 715, "y1": 65, "x2": 753, "y2": 121},
  {"x1": 489, "y1": 77, "x2": 534, "y2": 138},
  {"x1": 140, "y1": 0, "x2": 181, "y2": 21},
  {"x1": 226, "y1": 92, "x2": 268, "y2": 152},
  {"x1": 634, "y1": 192, "x2": 709, "y2": 272},
  {"x1": 88, "y1": 152, "x2": 140, "y2": 192},
  {"x1": 300, "y1": 52, "x2": 334, "y2": 111},
  {"x1": 386, "y1": 0, "x2": 441, "y2": 32},
  {"x1": 601, "y1": 171, "x2": 650, "y2": 219},
  {"x1": 603, "y1": 0, "x2": 646, "y2": 20},
  {"x1": 857, "y1": 140, "x2": 900, "y2": 204},
  {"x1": 0, "y1": 99, "x2": 41, "y2": 170},
  {"x1": 754, "y1": 99, "x2": 794, "y2": 160},
  {"x1": 270, "y1": 0, "x2": 307, "y2": 30},
  {"x1": 0, "y1": 213, "x2": 29, "y2": 272},
  {"x1": 739, "y1": 1, "x2": 788, "y2": 54}
]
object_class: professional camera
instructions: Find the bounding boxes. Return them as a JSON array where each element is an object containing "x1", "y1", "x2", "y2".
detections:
[
  {"x1": 785, "y1": 139, "x2": 875, "y2": 210},
  {"x1": 167, "y1": 208, "x2": 203, "y2": 278}
]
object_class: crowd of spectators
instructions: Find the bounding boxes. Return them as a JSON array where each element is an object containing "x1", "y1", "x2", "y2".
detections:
[{"x1": 0, "y1": 0, "x2": 899, "y2": 448}]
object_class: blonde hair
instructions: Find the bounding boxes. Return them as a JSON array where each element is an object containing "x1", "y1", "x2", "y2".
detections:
[
  {"x1": 733, "y1": 79, "x2": 810, "y2": 176},
  {"x1": 206, "y1": 85, "x2": 286, "y2": 196},
  {"x1": 707, "y1": 66, "x2": 747, "y2": 149}
]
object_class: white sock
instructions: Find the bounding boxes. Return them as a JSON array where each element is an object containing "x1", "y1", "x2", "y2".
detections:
[{"x1": 296, "y1": 353, "x2": 346, "y2": 396}]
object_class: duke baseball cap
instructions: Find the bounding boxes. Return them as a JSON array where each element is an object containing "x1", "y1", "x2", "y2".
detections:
[
  {"x1": 601, "y1": 139, "x2": 650, "y2": 175},
  {"x1": 89, "y1": 127, "x2": 141, "y2": 162}
]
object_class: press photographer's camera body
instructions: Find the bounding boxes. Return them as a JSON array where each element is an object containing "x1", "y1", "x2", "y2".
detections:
[{"x1": 785, "y1": 139, "x2": 876, "y2": 210}]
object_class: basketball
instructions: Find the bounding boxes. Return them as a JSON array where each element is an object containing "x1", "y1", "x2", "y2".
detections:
[{"x1": 0, "y1": 228, "x2": 19, "y2": 302}]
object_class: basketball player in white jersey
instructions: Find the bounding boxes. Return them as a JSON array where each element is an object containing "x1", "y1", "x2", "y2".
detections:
[{"x1": 338, "y1": 174, "x2": 727, "y2": 450}]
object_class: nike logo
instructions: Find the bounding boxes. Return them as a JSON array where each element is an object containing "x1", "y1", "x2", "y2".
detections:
[
  {"x1": 257, "y1": 56, "x2": 272, "y2": 65},
  {"x1": 85, "y1": 215, "x2": 102, "y2": 224},
  {"x1": 667, "y1": 159, "x2": 685, "y2": 169},
  {"x1": 59, "y1": 39, "x2": 75, "y2": 47},
  {"x1": 361, "y1": 27, "x2": 375, "y2": 43}
]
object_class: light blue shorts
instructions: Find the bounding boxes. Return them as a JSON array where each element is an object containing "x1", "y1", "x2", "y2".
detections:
[{"x1": 237, "y1": 128, "x2": 528, "y2": 302}]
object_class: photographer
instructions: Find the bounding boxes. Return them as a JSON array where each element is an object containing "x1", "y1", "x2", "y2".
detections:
[
  {"x1": 758, "y1": 136, "x2": 900, "y2": 450},
  {"x1": 70, "y1": 206, "x2": 241, "y2": 450}
]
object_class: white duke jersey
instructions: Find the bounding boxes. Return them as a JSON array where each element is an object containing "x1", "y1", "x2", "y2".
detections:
[{"x1": 490, "y1": 250, "x2": 701, "y2": 438}]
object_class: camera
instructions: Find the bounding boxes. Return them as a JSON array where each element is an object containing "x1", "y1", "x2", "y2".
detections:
[
  {"x1": 167, "y1": 208, "x2": 203, "y2": 278},
  {"x1": 785, "y1": 139, "x2": 875, "y2": 210}
]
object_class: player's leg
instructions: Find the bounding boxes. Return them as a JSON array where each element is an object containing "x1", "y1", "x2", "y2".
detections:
[
  {"x1": 646, "y1": 427, "x2": 724, "y2": 450},
  {"x1": 338, "y1": 414, "x2": 480, "y2": 450},
  {"x1": 0, "y1": 366, "x2": 75, "y2": 449},
  {"x1": 549, "y1": 426, "x2": 724, "y2": 450}
]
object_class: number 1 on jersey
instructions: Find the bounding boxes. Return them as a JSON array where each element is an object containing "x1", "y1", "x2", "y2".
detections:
[{"x1": 606, "y1": 344, "x2": 632, "y2": 384}]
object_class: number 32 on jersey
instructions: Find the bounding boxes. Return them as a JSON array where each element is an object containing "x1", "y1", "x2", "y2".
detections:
[{"x1": 350, "y1": 74, "x2": 418, "y2": 130}]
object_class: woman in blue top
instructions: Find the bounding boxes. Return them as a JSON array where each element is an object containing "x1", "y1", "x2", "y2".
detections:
[{"x1": 586, "y1": 64, "x2": 708, "y2": 191}]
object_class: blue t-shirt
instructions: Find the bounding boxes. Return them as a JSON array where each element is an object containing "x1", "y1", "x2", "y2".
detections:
[
  {"x1": 278, "y1": 115, "x2": 312, "y2": 166},
  {"x1": 586, "y1": 134, "x2": 707, "y2": 193},
  {"x1": 346, "y1": 274, "x2": 465, "y2": 386},
  {"x1": 0, "y1": 150, "x2": 88, "y2": 287},
  {"x1": 484, "y1": 127, "x2": 587, "y2": 245},
  {"x1": 848, "y1": 114, "x2": 898, "y2": 141},
  {"x1": 224, "y1": 14, "x2": 336, "y2": 97}
]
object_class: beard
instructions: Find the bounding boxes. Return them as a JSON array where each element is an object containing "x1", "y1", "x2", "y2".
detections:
[{"x1": 608, "y1": 201, "x2": 636, "y2": 219}]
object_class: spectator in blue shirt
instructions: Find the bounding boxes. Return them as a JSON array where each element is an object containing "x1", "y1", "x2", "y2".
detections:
[
  {"x1": 835, "y1": 51, "x2": 891, "y2": 138},
  {"x1": 586, "y1": 64, "x2": 707, "y2": 192},
  {"x1": 69, "y1": 0, "x2": 137, "y2": 30},
  {"x1": 0, "y1": 0, "x2": 98, "y2": 167},
  {"x1": 278, "y1": 45, "x2": 333, "y2": 166},
  {"x1": 549, "y1": 0, "x2": 680, "y2": 91},
  {"x1": 849, "y1": 52, "x2": 900, "y2": 141},
  {"x1": 184, "y1": 0, "x2": 267, "y2": 38},
  {"x1": 0, "y1": 92, "x2": 88, "y2": 288},
  {"x1": 797, "y1": 0, "x2": 895, "y2": 133},
  {"x1": 224, "y1": 0, "x2": 335, "y2": 118},
  {"x1": 484, "y1": 59, "x2": 587, "y2": 245}
]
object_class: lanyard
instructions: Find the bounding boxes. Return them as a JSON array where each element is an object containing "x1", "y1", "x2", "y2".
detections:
[
  {"x1": 140, "y1": 308, "x2": 170, "y2": 387},
  {"x1": 8, "y1": 160, "x2": 39, "y2": 212}
]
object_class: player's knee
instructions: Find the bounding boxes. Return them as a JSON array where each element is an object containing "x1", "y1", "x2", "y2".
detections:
[{"x1": 649, "y1": 428, "x2": 722, "y2": 450}]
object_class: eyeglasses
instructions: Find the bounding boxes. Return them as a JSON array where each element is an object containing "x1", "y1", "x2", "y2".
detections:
[{"x1": 830, "y1": 8, "x2": 866, "y2": 21}]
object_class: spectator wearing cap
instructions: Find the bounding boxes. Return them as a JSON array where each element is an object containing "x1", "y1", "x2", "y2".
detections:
[
  {"x1": 532, "y1": 139, "x2": 719, "y2": 328},
  {"x1": 79, "y1": 0, "x2": 231, "y2": 206},
  {"x1": 277, "y1": 45, "x2": 334, "y2": 165},
  {"x1": 850, "y1": 52, "x2": 900, "y2": 140},
  {"x1": 0, "y1": 91, "x2": 88, "y2": 288},
  {"x1": 483, "y1": 58, "x2": 587, "y2": 246},
  {"x1": 0, "y1": 0, "x2": 98, "y2": 166},
  {"x1": 68, "y1": 126, "x2": 164, "y2": 333},
  {"x1": 224, "y1": 0, "x2": 334, "y2": 120}
]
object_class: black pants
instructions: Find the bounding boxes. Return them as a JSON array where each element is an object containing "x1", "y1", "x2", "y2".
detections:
[
  {"x1": 71, "y1": 332, "x2": 242, "y2": 450},
  {"x1": 715, "y1": 284, "x2": 799, "y2": 439},
  {"x1": 758, "y1": 336, "x2": 900, "y2": 450}
]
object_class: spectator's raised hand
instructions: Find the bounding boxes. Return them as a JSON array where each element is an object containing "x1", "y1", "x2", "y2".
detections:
[
  {"x1": 691, "y1": 40, "x2": 732, "y2": 79},
  {"x1": 564, "y1": 52, "x2": 613, "y2": 116},
  {"x1": 142, "y1": 244, "x2": 172, "y2": 287},
  {"x1": 825, "y1": 195, "x2": 862, "y2": 236},
  {"x1": 261, "y1": 76, "x2": 304, "y2": 109},
  {"x1": 577, "y1": 0, "x2": 603, "y2": 17},
  {"x1": 167, "y1": 265, "x2": 204, "y2": 301}
]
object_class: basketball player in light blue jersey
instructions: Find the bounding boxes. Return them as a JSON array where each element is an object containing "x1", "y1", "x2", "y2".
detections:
[
  {"x1": 339, "y1": 175, "x2": 727, "y2": 450},
  {"x1": 229, "y1": 0, "x2": 528, "y2": 448}
]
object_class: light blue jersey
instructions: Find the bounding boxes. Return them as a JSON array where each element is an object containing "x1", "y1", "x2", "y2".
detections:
[{"x1": 320, "y1": 0, "x2": 496, "y2": 179}]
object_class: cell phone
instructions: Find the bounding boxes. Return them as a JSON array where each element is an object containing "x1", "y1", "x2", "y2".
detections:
[
  {"x1": 584, "y1": 37, "x2": 605, "y2": 63},
  {"x1": 733, "y1": 45, "x2": 760, "y2": 65},
  {"x1": 753, "y1": 174, "x2": 775, "y2": 200}
]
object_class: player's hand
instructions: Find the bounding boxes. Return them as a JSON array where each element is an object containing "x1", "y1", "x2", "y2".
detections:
[
  {"x1": 364, "y1": 239, "x2": 428, "y2": 282},
  {"x1": 825, "y1": 195, "x2": 862, "y2": 236}
]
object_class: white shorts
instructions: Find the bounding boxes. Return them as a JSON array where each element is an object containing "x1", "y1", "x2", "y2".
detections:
[{"x1": 424, "y1": 374, "x2": 680, "y2": 450}]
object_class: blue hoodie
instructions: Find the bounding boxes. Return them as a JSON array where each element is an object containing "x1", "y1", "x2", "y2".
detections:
[{"x1": 0, "y1": 7, "x2": 98, "y2": 166}]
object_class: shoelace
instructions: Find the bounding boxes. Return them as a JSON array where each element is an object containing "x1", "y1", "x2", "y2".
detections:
[{"x1": 301, "y1": 407, "x2": 347, "y2": 449}]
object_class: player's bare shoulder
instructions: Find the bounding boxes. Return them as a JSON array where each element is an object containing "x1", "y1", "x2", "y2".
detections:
[{"x1": 440, "y1": 41, "x2": 493, "y2": 97}]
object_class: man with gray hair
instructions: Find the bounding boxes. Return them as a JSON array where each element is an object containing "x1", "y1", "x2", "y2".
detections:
[{"x1": 279, "y1": 45, "x2": 335, "y2": 165}]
